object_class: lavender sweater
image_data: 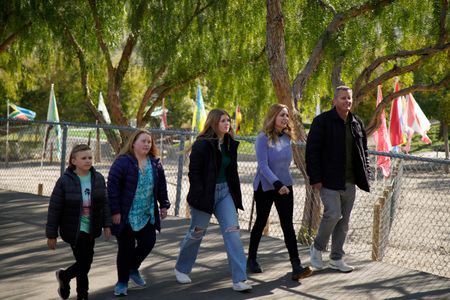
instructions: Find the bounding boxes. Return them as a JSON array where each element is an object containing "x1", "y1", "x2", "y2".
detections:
[{"x1": 253, "y1": 132, "x2": 293, "y2": 192}]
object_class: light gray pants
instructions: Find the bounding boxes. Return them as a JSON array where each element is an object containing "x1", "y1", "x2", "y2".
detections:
[{"x1": 313, "y1": 183, "x2": 356, "y2": 260}]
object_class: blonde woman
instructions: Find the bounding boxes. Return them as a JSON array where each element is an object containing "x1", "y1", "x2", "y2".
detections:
[{"x1": 247, "y1": 104, "x2": 313, "y2": 281}]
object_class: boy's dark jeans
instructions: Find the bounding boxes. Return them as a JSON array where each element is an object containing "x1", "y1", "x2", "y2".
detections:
[
  {"x1": 60, "y1": 231, "x2": 95, "y2": 298},
  {"x1": 116, "y1": 221, "x2": 156, "y2": 283}
]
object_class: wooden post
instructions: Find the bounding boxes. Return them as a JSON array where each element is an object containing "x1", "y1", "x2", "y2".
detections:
[
  {"x1": 50, "y1": 142, "x2": 54, "y2": 163},
  {"x1": 248, "y1": 195, "x2": 256, "y2": 231},
  {"x1": 95, "y1": 121, "x2": 101, "y2": 163},
  {"x1": 37, "y1": 183, "x2": 43, "y2": 196},
  {"x1": 372, "y1": 200, "x2": 381, "y2": 261},
  {"x1": 263, "y1": 217, "x2": 270, "y2": 236},
  {"x1": 185, "y1": 205, "x2": 191, "y2": 219}
]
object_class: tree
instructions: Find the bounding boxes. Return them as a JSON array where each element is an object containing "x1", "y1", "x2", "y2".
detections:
[
  {"x1": 265, "y1": 0, "x2": 449, "y2": 242},
  {"x1": 41, "y1": 0, "x2": 269, "y2": 152}
]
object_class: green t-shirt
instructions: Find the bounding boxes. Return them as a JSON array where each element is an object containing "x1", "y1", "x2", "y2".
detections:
[
  {"x1": 216, "y1": 143, "x2": 231, "y2": 183},
  {"x1": 78, "y1": 173, "x2": 92, "y2": 233}
]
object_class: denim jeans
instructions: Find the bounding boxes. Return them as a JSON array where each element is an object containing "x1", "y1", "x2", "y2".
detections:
[
  {"x1": 175, "y1": 182, "x2": 247, "y2": 283},
  {"x1": 314, "y1": 183, "x2": 356, "y2": 260}
]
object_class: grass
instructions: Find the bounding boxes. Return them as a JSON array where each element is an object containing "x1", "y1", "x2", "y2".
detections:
[{"x1": 407, "y1": 123, "x2": 449, "y2": 155}]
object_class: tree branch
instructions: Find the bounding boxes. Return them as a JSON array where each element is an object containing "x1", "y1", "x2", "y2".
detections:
[
  {"x1": 354, "y1": 43, "x2": 450, "y2": 93},
  {"x1": 138, "y1": 46, "x2": 266, "y2": 126},
  {"x1": 366, "y1": 73, "x2": 450, "y2": 136},
  {"x1": 438, "y1": 0, "x2": 448, "y2": 45},
  {"x1": 115, "y1": 0, "x2": 147, "y2": 88},
  {"x1": 353, "y1": 42, "x2": 450, "y2": 106},
  {"x1": 173, "y1": 0, "x2": 218, "y2": 43},
  {"x1": 291, "y1": 0, "x2": 396, "y2": 104},
  {"x1": 0, "y1": 21, "x2": 31, "y2": 53},
  {"x1": 87, "y1": 0, "x2": 113, "y2": 72},
  {"x1": 318, "y1": 0, "x2": 336, "y2": 15},
  {"x1": 136, "y1": 65, "x2": 167, "y2": 124}
]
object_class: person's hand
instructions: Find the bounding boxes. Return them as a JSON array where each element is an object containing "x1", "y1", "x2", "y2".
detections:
[
  {"x1": 103, "y1": 227, "x2": 111, "y2": 241},
  {"x1": 278, "y1": 185, "x2": 290, "y2": 195},
  {"x1": 311, "y1": 182, "x2": 322, "y2": 191},
  {"x1": 160, "y1": 208, "x2": 168, "y2": 220},
  {"x1": 47, "y1": 238, "x2": 57, "y2": 250},
  {"x1": 112, "y1": 213, "x2": 121, "y2": 225}
]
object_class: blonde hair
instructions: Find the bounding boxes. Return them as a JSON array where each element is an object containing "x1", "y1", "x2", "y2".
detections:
[
  {"x1": 262, "y1": 103, "x2": 296, "y2": 144},
  {"x1": 68, "y1": 144, "x2": 91, "y2": 170},
  {"x1": 119, "y1": 129, "x2": 159, "y2": 158},
  {"x1": 197, "y1": 108, "x2": 234, "y2": 140}
]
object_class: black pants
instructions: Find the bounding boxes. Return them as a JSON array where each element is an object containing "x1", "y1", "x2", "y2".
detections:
[
  {"x1": 116, "y1": 221, "x2": 156, "y2": 283},
  {"x1": 60, "y1": 232, "x2": 95, "y2": 298},
  {"x1": 248, "y1": 185, "x2": 300, "y2": 261}
]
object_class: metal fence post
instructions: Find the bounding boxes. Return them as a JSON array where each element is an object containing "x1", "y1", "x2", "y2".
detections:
[
  {"x1": 60, "y1": 124, "x2": 68, "y2": 176},
  {"x1": 174, "y1": 134, "x2": 186, "y2": 216}
]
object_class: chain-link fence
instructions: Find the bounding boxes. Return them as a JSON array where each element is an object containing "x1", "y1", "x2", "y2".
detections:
[{"x1": 1, "y1": 119, "x2": 449, "y2": 278}]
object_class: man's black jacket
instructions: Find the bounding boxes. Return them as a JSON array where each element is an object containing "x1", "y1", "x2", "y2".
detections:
[{"x1": 306, "y1": 107, "x2": 370, "y2": 192}]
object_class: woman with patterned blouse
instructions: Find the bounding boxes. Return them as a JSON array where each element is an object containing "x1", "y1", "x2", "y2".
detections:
[{"x1": 108, "y1": 129, "x2": 170, "y2": 297}]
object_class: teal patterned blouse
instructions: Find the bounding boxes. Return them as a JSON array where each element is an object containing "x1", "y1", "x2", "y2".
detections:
[{"x1": 128, "y1": 158, "x2": 155, "y2": 231}]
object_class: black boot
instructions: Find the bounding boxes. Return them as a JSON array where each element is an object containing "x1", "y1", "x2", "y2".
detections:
[
  {"x1": 247, "y1": 258, "x2": 263, "y2": 273},
  {"x1": 290, "y1": 258, "x2": 313, "y2": 281}
]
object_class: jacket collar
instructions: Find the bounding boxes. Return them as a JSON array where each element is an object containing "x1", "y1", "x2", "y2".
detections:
[
  {"x1": 64, "y1": 166, "x2": 96, "y2": 178},
  {"x1": 125, "y1": 153, "x2": 158, "y2": 164},
  {"x1": 331, "y1": 107, "x2": 357, "y2": 123}
]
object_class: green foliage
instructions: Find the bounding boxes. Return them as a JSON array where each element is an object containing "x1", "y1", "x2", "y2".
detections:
[{"x1": 0, "y1": 0, "x2": 447, "y2": 135}]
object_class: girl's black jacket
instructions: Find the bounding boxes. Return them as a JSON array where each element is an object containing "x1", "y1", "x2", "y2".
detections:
[{"x1": 187, "y1": 133, "x2": 243, "y2": 214}]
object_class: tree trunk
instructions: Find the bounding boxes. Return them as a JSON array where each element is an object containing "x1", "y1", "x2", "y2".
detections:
[
  {"x1": 266, "y1": 0, "x2": 321, "y2": 244},
  {"x1": 444, "y1": 123, "x2": 449, "y2": 159},
  {"x1": 443, "y1": 122, "x2": 449, "y2": 173},
  {"x1": 332, "y1": 57, "x2": 345, "y2": 88}
]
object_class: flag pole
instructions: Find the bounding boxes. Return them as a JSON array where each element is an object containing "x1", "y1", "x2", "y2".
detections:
[{"x1": 6, "y1": 99, "x2": 9, "y2": 167}]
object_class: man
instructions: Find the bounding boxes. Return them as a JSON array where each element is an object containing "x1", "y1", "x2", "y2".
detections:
[{"x1": 305, "y1": 85, "x2": 370, "y2": 273}]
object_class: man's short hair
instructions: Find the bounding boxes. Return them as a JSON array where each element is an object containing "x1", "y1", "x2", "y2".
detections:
[{"x1": 334, "y1": 85, "x2": 352, "y2": 99}]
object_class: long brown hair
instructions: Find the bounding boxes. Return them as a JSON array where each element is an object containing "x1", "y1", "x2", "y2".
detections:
[
  {"x1": 119, "y1": 129, "x2": 159, "y2": 158},
  {"x1": 262, "y1": 103, "x2": 296, "y2": 144},
  {"x1": 68, "y1": 144, "x2": 91, "y2": 170},
  {"x1": 197, "y1": 108, "x2": 234, "y2": 140}
]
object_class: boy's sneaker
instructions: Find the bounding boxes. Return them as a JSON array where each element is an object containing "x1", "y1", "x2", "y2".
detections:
[
  {"x1": 310, "y1": 244, "x2": 324, "y2": 270},
  {"x1": 232, "y1": 281, "x2": 252, "y2": 292},
  {"x1": 56, "y1": 269, "x2": 70, "y2": 300},
  {"x1": 129, "y1": 269, "x2": 146, "y2": 288},
  {"x1": 114, "y1": 282, "x2": 128, "y2": 296},
  {"x1": 329, "y1": 259, "x2": 354, "y2": 273},
  {"x1": 174, "y1": 268, "x2": 192, "y2": 284}
]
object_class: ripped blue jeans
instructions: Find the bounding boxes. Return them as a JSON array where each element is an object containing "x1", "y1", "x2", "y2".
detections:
[{"x1": 175, "y1": 183, "x2": 247, "y2": 283}]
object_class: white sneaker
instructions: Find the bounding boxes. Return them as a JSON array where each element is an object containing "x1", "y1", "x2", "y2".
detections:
[
  {"x1": 310, "y1": 244, "x2": 324, "y2": 270},
  {"x1": 329, "y1": 259, "x2": 354, "y2": 273},
  {"x1": 232, "y1": 281, "x2": 252, "y2": 292},
  {"x1": 174, "y1": 268, "x2": 192, "y2": 284}
]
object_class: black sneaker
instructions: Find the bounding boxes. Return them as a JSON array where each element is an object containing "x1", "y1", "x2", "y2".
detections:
[
  {"x1": 56, "y1": 269, "x2": 70, "y2": 299},
  {"x1": 247, "y1": 258, "x2": 263, "y2": 273}
]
